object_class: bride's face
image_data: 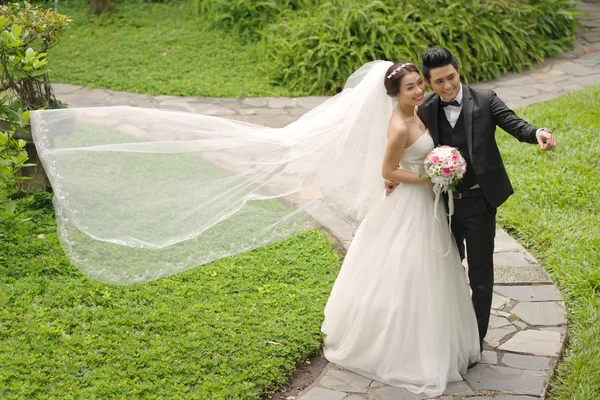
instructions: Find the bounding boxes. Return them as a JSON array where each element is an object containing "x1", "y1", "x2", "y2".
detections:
[{"x1": 397, "y1": 72, "x2": 425, "y2": 106}]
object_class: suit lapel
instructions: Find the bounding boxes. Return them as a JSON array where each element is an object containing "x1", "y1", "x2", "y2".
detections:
[
  {"x1": 428, "y1": 94, "x2": 440, "y2": 146},
  {"x1": 462, "y1": 85, "x2": 475, "y2": 163}
]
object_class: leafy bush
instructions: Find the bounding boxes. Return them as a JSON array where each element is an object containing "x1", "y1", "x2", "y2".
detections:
[
  {"x1": 0, "y1": 1, "x2": 72, "y2": 110},
  {"x1": 261, "y1": 0, "x2": 580, "y2": 94},
  {"x1": 0, "y1": 92, "x2": 32, "y2": 224},
  {"x1": 196, "y1": 0, "x2": 317, "y2": 40}
]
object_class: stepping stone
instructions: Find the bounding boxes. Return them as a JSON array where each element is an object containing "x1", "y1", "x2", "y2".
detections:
[
  {"x1": 242, "y1": 98, "x2": 268, "y2": 107},
  {"x1": 489, "y1": 314, "x2": 512, "y2": 329},
  {"x1": 498, "y1": 330, "x2": 561, "y2": 356},
  {"x1": 268, "y1": 98, "x2": 298, "y2": 109},
  {"x1": 494, "y1": 265, "x2": 552, "y2": 285},
  {"x1": 495, "y1": 251, "x2": 538, "y2": 266},
  {"x1": 510, "y1": 301, "x2": 566, "y2": 326},
  {"x1": 494, "y1": 285, "x2": 562, "y2": 302},
  {"x1": 484, "y1": 325, "x2": 517, "y2": 347},
  {"x1": 296, "y1": 96, "x2": 330, "y2": 109},
  {"x1": 493, "y1": 230, "x2": 526, "y2": 252},
  {"x1": 502, "y1": 353, "x2": 553, "y2": 370},
  {"x1": 464, "y1": 364, "x2": 545, "y2": 396},
  {"x1": 299, "y1": 387, "x2": 346, "y2": 400},
  {"x1": 491, "y1": 292, "x2": 511, "y2": 310},
  {"x1": 442, "y1": 380, "x2": 476, "y2": 396},
  {"x1": 376, "y1": 387, "x2": 428, "y2": 400},
  {"x1": 553, "y1": 61, "x2": 599, "y2": 76},
  {"x1": 319, "y1": 366, "x2": 372, "y2": 393},
  {"x1": 481, "y1": 350, "x2": 498, "y2": 364},
  {"x1": 494, "y1": 86, "x2": 540, "y2": 98}
]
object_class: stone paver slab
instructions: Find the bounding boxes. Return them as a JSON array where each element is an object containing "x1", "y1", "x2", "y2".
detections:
[
  {"x1": 496, "y1": 76, "x2": 539, "y2": 86},
  {"x1": 300, "y1": 387, "x2": 346, "y2": 400},
  {"x1": 510, "y1": 301, "x2": 566, "y2": 326},
  {"x1": 512, "y1": 320, "x2": 528, "y2": 329},
  {"x1": 269, "y1": 98, "x2": 298, "y2": 108},
  {"x1": 464, "y1": 364, "x2": 545, "y2": 396},
  {"x1": 489, "y1": 314, "x2": 512, "y2": 329},
  {"x1": 319, "y1": 366, "x2": 372, "y2": 393},
  {"x1": 510, "y1": 93, "x2": 559, "y2": 107},
  {"x1": 494, "y1": 285, "x2": 562, "y2": 302},
  {"x1": 502, "y1": 353, "x2": 553, "y2": 370},
  {"x1": 442, "y1": 380, "x2": 476, "y2": 396},
  {"x1": 493, "y1": 230, "x2": 526, "y2": 252},
  {"x1": 494, "y1": 265, "x2": 552, "y2": 284},
  {"x1": 531, "y1": 69, "x2": 567, "y2": 79},
  {"x1": 572, "y1": 73, "x2": 600, "y2": 86},
  {"x1": 553, "y1": 61, "x2": 600, "y2": 76},
  {"x1": 494, "y1": 86, "x2": 540, "y2": 98},
  {"x1": 491, "y1": 293, "x2": 511, "y2": 310},
  {"x1": 555, "y1": 80, "x2": 586, "y2": 92},
  {"x1": 493, "y1": 251, "x2": 537, "y2": 267},
  {"x1": 498, "y1": 330, "x2": 561, "y2": 356},
  {"x1": 296, "y1": 96, "x2": 329, "y2": 109},
  {"x1": 376, "y1": 387, "x2": 427, "y2": 400},
  {"x1": 481, "y1": 350, "x2": 498, "y2": 364},
  {"x1": 484, "y1": 325, "x2": 517, "y2": 347},
  {"x1": 242, "y1": 98, "x2": 268, "y2": 107}
]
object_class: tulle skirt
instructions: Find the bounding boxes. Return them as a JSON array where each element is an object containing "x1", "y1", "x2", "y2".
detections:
[{"x1": 321, "y1": 182, "x2": 480, "y2": 397}]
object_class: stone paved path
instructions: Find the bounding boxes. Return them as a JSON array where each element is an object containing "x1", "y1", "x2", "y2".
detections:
[{"x1": 52, "y1": 2, "x2": 599, "y2": 399}]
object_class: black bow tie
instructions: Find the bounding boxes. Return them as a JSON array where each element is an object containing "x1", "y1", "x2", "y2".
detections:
[{"x1": 441, "y1": 99, "x2": 461, "y2": 108}]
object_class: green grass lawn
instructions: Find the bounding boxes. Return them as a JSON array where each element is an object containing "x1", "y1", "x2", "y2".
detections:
[
  {"x1": 0, "y1": 192, "x2": 341, "y2": 399},
  {"x1": 496, "y1": 86, "x2": 600, "y2": 399},
  {"x1": 10, "y1": 0, "x2": 600, "y2": 396},
  {"x1": 48, "y1": 1, "x2": 292, "y2": 98}
]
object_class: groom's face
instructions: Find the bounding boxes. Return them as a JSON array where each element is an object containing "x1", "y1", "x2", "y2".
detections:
[{"x1": 425, "y1": 64, "x2": 461, "y2": 102}]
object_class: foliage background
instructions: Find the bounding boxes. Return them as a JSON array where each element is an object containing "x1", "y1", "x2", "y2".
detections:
[{"x1": 44, "y1": 0, "x2": 579, "y2": 96}]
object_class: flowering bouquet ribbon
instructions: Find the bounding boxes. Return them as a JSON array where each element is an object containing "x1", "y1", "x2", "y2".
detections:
[{"x1": 423, "y1": 145, "x2": 467, "y2": 255}]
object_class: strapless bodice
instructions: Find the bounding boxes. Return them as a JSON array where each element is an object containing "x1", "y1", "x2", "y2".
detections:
[{"x1": 399, "y1": 131, "x2": 434, "y2": 174}]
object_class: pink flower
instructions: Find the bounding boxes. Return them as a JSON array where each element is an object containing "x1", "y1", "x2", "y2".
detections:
[
  {"x1": 442, "y1": 168, "x2": 452, "y2": 176},
  {"x1": 432, "y1": 156, "x2": 440, "y2": 164},
  {"x1": 452, "y1": 154, "x2": 459, "y2": 161}
]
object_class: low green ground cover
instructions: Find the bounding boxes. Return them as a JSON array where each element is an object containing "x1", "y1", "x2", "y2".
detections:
[{"x1": 497, "y1": 86, "x2": 600, "y2": 399}]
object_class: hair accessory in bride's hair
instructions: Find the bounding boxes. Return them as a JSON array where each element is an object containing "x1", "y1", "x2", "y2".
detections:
[{"x1": 386, "y1": 63, "x2": 411, "y2": 79}]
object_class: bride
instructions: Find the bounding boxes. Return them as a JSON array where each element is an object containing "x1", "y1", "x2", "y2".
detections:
[
  {"x1": 321, "y1": 62, "x2": 480, "y2": 397},
  {"x1": 31, "y1": 60, "x2": 479, "y2": 395}
]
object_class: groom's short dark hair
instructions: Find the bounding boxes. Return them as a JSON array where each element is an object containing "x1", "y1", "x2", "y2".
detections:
[{"x1": 421, "y1": 47, "x2": 459, "y2": 80}]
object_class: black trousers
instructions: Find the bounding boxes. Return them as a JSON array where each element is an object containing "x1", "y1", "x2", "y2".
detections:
[{"x1": 447, "y1": 192, "x2": 496, "y2": 350}]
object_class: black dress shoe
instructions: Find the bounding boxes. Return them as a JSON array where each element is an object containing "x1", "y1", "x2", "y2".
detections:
[{"x1": 467, "y1": 360, "x2": 479, "y2": 369}]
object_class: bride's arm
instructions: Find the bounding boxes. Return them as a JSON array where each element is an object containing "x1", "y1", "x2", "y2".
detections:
[{"x1": 382, "y1": 126, "x2": 430, "y2": 185}]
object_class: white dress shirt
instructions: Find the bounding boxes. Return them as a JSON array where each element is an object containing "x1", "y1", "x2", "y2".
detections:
[{"x1": 442, "y1": 84, "x2": 463, "y2": 129}]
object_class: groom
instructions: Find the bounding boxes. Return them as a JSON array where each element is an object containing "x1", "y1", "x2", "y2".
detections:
[{"x1": 387, "y1": 47, "x2": 556, "y2": 354}]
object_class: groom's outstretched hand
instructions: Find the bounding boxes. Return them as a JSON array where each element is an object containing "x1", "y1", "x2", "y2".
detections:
[
  {"x1": 384, "y1": 179, "x2": 399, "y2": 196},
  {"x1": 537, "y1": 129, "x2": 557, "y2": 151}
]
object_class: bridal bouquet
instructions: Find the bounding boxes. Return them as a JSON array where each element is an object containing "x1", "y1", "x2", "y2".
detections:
[
  {"x1": 423, "y1": 145, "x2": 467, "y2": 191},
  {"x1": 423, "y1": 146, "x2": 467, "y2": 255}
]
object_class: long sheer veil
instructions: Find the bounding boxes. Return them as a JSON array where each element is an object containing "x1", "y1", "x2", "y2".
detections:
[{"x1": 31, "y1": 60, "x2": 394, "y2": 284}]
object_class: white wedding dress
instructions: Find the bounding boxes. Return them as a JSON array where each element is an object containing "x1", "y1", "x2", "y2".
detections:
[{"x1": 321, "y1": 131, "x2": 481, "y2": 397}]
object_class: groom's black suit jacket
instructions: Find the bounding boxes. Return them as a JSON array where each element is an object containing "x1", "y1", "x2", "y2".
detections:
[{"x1": 417, "y1": 85, "x2": 539, "y2": 208}]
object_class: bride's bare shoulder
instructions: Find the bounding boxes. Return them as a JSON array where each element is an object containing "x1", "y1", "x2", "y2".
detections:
[{"x1": 387, "y1": 112, "x2": 409, "y2": 140}]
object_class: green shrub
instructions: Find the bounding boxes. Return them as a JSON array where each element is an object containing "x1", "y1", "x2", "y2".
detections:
[
  {"x1": 261, "y1": 0, "x2": 580, "y2": 95},
  {"x1": 0, "y1": 1, "x2": 72, "y2": 110},
  {"x1": 0, "y1": 92, "x2": 32, "y2": 224},
  {"x1": 196, "y1": 0, "x2": 317, "y2": 40}
]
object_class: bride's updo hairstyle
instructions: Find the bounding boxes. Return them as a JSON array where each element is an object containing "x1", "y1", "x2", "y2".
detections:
[{"x1": 384, "y1": 62, "x2": 419, "y2": 97}]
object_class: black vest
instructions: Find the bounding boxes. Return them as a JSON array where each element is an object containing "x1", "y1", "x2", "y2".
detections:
[{"x1": 437, "y1": 106, "x2": 477, "y2": 190}]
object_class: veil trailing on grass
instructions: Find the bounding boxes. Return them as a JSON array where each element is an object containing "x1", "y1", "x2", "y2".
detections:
[{"x1": 31, "y1": 60, "x2": 394, "y2": 284}]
